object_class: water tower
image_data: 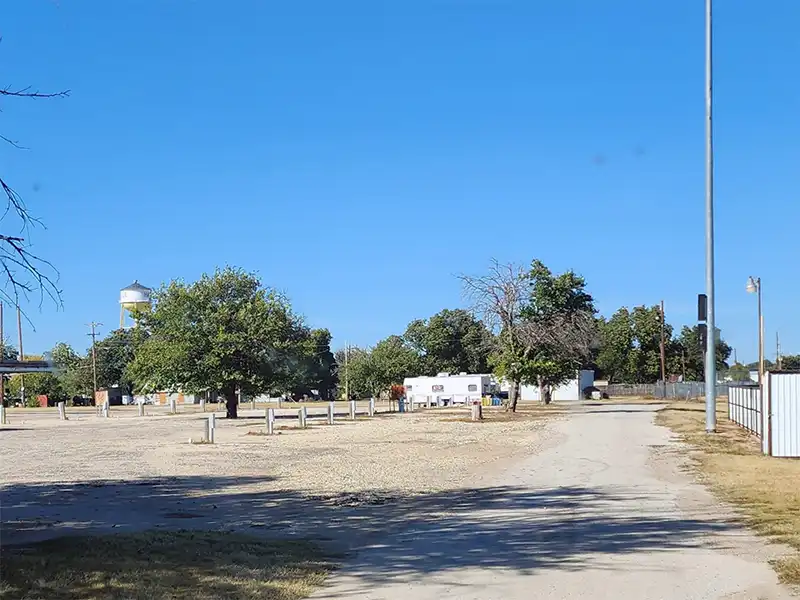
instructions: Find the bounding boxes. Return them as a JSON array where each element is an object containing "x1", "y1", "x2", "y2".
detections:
[{"x1": 119, "y1": 281, "x2": 152, "y2": 328}]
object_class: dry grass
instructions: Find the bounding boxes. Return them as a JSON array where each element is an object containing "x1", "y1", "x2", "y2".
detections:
[
  {"x1": 433, "y1": 402, "x2": 570, "y2": 423},
  {"x1": 656, "y1": 400, "x2": 800, "y2": 584},
  {"x1": 0, "y1": 530, "x2": 334, "y2": 600}
]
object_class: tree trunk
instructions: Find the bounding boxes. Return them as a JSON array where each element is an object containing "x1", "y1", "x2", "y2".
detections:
[
  {"x1": 543, "y1": 386, "x2": 553, "y2": 405},
  {"x1": 509, "y1": 380, "x2": 520, "y2": 412},
  {"x1": 223, "y1": 385, "x2": 238, "y2": 419}
]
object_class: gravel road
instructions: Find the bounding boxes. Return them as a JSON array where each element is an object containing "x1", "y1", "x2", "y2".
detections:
[{"x1": 311, "y1": 404, "x2": 795, "y2": 600}]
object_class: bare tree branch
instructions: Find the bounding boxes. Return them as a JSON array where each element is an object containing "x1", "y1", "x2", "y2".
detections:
[
  {"x1": 1, "y1": 86, "x2": 70, "y2": 99},
  {"x1": 458, "y1": 259, "x2": 527, "y2": 333},
  {"x1": 1, "y1": 76, "x2": 66, "y2": 316}
]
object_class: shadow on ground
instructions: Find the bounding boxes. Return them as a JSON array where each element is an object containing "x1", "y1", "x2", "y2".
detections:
[{"x1": 1, "y1": 474, "x2": 732, "y2": 594}]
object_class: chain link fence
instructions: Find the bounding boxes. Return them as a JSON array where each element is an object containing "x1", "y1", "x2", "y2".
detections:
[{"x1": 603, "y1": 382, "x2": 732, "y2": 399}]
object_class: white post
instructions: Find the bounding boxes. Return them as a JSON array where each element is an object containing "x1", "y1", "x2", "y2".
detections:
[
  {"x1": 58, "y1": 401, "x2": 66, "y2": 421},
  {"x1": 349, "y1": 400, "x2": 356, "y2": 420},
  {"x1": 426, "y1": 396, "x2": 432, "y2": 408},
  {"x1": 208, "y1": 413, "x2": 216, "y2": 443},
  {"x1": 103, "y1": 401, "x2": 109, "y2": 418},
  {"x1": 170, "y1": 396, "x2": 177, "y2": 415},
  {"x1": 471, "y1": 402, "x2": 483, "y2": 422},
  {"x1": 200, "y1": 398, "x2": 206, "y2": 413},
  {"x1": 368, "y1": 397, "x2": 375, "y2": 417},
  {"x1": 327, "y1": 402, "x2": 335, "y2": 425},
  {"x1": 251, "y1": 397, "x2": 256, "y2": 411},
  {"x1": 267, "y1": 407, "x2": 275, "y2": 434},
  {"x1": 138, "y1": 401, "x2": 145, "y2": 417},
  {"x1": 409, "y1": 398, "x2": 415, "y2": 412},
  {"x1": 203, "y1": 417, "x2": 210, "y2": 443},
  {"x1": 0, "y1": 404, "x2": 6, "y2": 425},
  {"x1": 298, "y1": 407, "x2": 306, "y2": 428}
]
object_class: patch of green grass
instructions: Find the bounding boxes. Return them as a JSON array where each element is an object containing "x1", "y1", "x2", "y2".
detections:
[{"x1": 0, "y1": 530, "x2": 334, "y2": 600}]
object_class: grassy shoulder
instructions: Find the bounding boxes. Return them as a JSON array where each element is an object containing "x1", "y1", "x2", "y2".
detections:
[
  {"x1": 0, "y1": 530, "x2": 334, "y2": 600},
  {"x1": 656, "y1": 400, "x2": 800, "y2": 585}
]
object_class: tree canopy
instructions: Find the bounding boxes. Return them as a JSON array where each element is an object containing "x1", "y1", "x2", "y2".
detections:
[
  {"x1": 461, "y1": 259, "x2": 597, "y2": 409},
  {"x1": 130, "y1": 267, "x2": 320, "y2": 418},
  {"x1": 404, "y1": 309, "x2": 493, "y2": 376}
]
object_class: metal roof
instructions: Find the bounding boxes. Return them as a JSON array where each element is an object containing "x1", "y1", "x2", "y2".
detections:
[{"x1": 121, "y1": 280, "x2": 151, "y2": 292}]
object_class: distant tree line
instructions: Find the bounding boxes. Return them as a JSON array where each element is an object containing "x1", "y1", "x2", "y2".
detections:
[{"x1": 6, "y1": 263, "x2": 796, "y2": 413}]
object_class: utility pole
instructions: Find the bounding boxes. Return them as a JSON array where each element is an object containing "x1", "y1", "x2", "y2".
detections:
[
  {"x1": 704, "y1": 0, "x2": 717, "y2": 432},
  {"x1": 88, "y1": 322, "x2": 102, "y2": 398},
  {"x1": 344, "y1": 342, "x2": 349, "y2": 401},
  {"x1": 659, "y1": 300, "x2": 667, "y2": 383},
  {"x1": 776, "y1": 332, "x2": 782, "y2": 370},
  {"x1": 17, "y1": 306, "x2": 24, "y2": 406}
]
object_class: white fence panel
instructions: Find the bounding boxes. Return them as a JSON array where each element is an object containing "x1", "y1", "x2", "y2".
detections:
[
  {"x1": 768, "y1": 373, "x2": 800, "y2": 458},
  {"x1": 727, "y1": 385, "x2": 761, "y2": 436}
]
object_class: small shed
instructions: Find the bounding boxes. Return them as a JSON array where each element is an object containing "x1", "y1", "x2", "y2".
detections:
[{"x1": 519, "y1": 370, "x2": 595, "y2": 402}]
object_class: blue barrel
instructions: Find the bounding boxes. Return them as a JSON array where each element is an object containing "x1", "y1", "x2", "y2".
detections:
[{"x1": 398, "y1": 398, "x2": 406, "y2": 413}]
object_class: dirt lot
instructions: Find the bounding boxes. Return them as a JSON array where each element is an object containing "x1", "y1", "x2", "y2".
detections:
[{"x1": 0, "y1": 401, "x2": 556, "y2": 549}]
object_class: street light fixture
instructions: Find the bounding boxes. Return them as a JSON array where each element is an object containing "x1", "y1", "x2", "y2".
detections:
[{"x1": 745, "y1": 276, "x2": 764, "y2": 385}]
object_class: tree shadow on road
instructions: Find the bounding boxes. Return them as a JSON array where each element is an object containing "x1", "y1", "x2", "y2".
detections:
[{"x1": 1, "y1": 475, "x2": 733, "y2": 595}]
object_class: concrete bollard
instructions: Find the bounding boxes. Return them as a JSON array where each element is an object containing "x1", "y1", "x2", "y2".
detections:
[
  {"x1": 266, "y1": 408, "x2": 275, "y2": 434},
  {"x1": 208, "y1": 413, "x2": 216, "y2": 443},
  {"x1": 200, "y1": 398, "x2": 206, "y2": 413},
  {"x1": 251, "y1": 398, "x2": 256, "y2": 411},
  {"x1": 368, "y1": 398, "x2": 375, "y2": 417},
  {"x1": 102, "y1": 401, "x2": 110, "y2": 418},
  {"x1": 471, "y1": 402, "x2": 483, "y2": 422},
  {"x1": 349, "y1": 400, "x2": 356, "y2": 420},
  {"x1": 426, "y1": 397, "x2": 432, "y2": 408},
  {"x1": 58, "y1": 401, "x2": 67, "y2": 421},
  {"x1": 169, "y1": 397, "x2": 177, "y2": 415},
  {"x1": 138, "y1": 402, "x2": 145, "y2": 417},
  {"x1": 409, "y1": 398, "x2": 415, "y2": 412},
  {"x1": 298, "y1": 407, "x2": 307, "y2": 428},
  {"x1": 0, "y1": 404, "x2": 6, "y2": 425},
  {"x1": 327, "y1": 402, "x2": 335, "y2": 425}
]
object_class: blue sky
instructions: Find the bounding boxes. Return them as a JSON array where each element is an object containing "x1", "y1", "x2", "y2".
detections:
[{"x1": 2, "y1": 1, "x2": 798, "y2": 362}]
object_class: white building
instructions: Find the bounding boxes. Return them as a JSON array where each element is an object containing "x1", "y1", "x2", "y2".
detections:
[
  {"x1": 517, "y1": 370, "x2": 595, "y2": 402},
  {"x1": 403, "y1": 373, "x2": 496, "y2": 406}
]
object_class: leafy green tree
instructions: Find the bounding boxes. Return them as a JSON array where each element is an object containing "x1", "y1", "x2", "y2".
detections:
[
  {"x1": 781, "y1": 355, "x2": 800, "y2": 370},
  {"x1": 130, "y1": 267, "x2": 304, "y2": 418},
  {"x1": 92, "y1": 328, "x2": 148, "y2": 392},
  {"x1": 461, "y1": 259, "x2": 596, "y2": 410},
  {"x1": 335, "y1": 336, "x2": 421, "y2": 399},
  {"x1": 596, "y1": 305, "x2": 673, "y2": 383},
  {"x1": 49, "y1": 342, "x2": 93, "y2": 399},
  {"x1": 288, "y1": 328, "x2": 337, "y2": 399},
  {"x1": 404, "y1": 309, "x2": 493, "y2": 375},
  {"x1": 514, "y1": 260, "x2": 597, "y2": 405},
  {"x1": 672, "y1": 325, "x2": 731, "y2": 381},
  {"x1": 726, "y1": 362, "x2": 752, "y2": 382},
  {"x1": 334, "y1": 346, "x2": 373, "y2": 399}
]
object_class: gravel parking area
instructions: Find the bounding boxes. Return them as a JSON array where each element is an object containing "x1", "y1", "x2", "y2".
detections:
[{"x1": 0, "y1": 402, "x2": 554, "y2": 547}]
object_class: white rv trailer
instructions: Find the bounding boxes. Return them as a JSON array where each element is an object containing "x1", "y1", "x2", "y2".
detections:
[{"x1": 403, "y1": 373, "x2": 495, "y2": 406}]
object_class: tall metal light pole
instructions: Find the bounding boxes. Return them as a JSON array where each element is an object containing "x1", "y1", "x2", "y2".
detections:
[
  {"x1": 745, "y1": 276, "x2": 763, "y2": 384},
  {"x1": 704, "y1": 0, "x2": 717, "y2": 432}
]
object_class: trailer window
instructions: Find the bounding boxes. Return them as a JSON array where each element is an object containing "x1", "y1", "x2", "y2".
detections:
[
  {"x1": 406, "y1": 385, "x2": 412, "y2": 391},
  {"x1": 432, "y1": 385, "x2": 444, "y2": 392},
  {"x1": 468, "y1": 384, "x2": 478, "y2": 392}
]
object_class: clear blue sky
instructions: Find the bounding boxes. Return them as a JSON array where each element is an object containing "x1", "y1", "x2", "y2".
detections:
[{"x1": 2, "y1": 1, "x2": 798, "y2": 363}]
